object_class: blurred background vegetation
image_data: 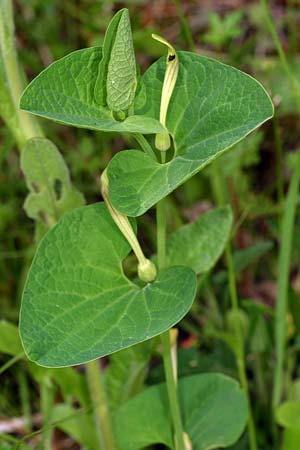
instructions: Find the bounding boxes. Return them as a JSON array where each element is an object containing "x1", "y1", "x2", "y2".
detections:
[{"x1": 0, "y1": 1, "x2": 300, "y2": 449}]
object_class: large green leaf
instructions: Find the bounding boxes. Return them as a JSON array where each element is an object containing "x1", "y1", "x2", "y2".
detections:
[
  {"x1": 106, "y1": 51, "x2": 273, "y2": 216},
  {"x1": 21, "y1": 137, "x2": 85, "y2": 226},
  {"x1": 167, "y1": 206, "x2": 232, "y2": 274},
  {"x1": 19, "y1": 47, "x2": 165, "y2": 135},
  {"x1": 115, "y1": 373, "x2": 247, "y2": 450},
  {"x1": 19, "y1": 203, "x2": 196, "y2": 367}
]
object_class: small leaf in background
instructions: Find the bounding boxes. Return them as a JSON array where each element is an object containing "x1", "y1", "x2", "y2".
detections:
[
  {"x1": 213, "y1": 240, "x2": 273, "y2": 284},
  {"x1": 233, "y1": 241, "x2": 274, "y2": 273},
  {"x1": 20, "y1": 203, "x2": 196, "y2": 367},
  {"x1": 0, "y1": 321, "x2": 90, "y2": 408},
  {"x1": 21, "y1": 137, "x2": 85, "y2": 226},
  {"x1": 107, "y1": 51, "x2": 273, "y2": 216},
  {"x1": 167, "y1": 206, "x2": 232, "y2": 274},
  {"x1": 203, "y1": 11, "x2": 243, "y2": 49},
  {"x1": 115, "y1": 373, "x2": 248, "y2": 450},
  {"x1": 226, "y1": 309, "x2": 249, "y2": 343},
  {"x1": 106, "y1": 340, "x2": 153, "y2": 412},
  {"x1": 52, "y1": 404, "x2": 99, "y2": 450},
  {"x1": 28, "y1": 363, "x2": 90, "y2": 408},
  {"x1": 0, "y1": 443, "x2": 13, "y2": 450},
  {"x1": 20, "y1": 48, "x2": 165, "y2": 134},
  {"x1": 0, "y1": 320, "x2": 23, "y2": 355},
  {"x1": 276, "y1": 402, "x2": 300, "y2": 450},
  {"x1": 242, "y1": 300, "x2": 272, "y2": 354},
  {"x1": 289, "y1": 288, "x2": 300, "y2": 336}
]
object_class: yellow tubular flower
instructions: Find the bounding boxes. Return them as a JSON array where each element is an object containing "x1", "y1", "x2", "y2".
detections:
[{"x1": 152, "y1": 34, "x2": 179, "y2": 152}]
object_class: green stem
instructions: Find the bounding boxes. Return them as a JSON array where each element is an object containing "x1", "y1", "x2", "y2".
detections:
[
  {"x1": 211, "y1": 160, "x2": 257, "y2": 450},
  {"x1": 86, "y1": 359, "x2": 116, "y2": 450},
  {"x1": 0, "y1": 433, "x2": 33, "y2": 450},
  {"x1": 273, "y1": 153, "x2": 300, "y2": 409},
  {"x1": 260, "y1": 0, "x2": 300, "y2": 113},
  {"x1": 40, "y1": 378, "x2": 54, "y2": 450},
  {"x1": 0, "y1": 0, "x2": 43, "y2": 147},
  {"x1": 157, "y1": 152, "x2": 185, "y2": 450},
  {"x1": 172, "y1": 0, "x2": 196, "y2": 52},
  {"x1": 161, "y1": 331, "x2": 186, "y2": 450},
  {"x1": 0, "y1": 351, "x2": 24, "y2": 375},
  {"x1": 133, "y1": 133, "x2": 156, "y2": 159},
  {"x1": 273, "y1": 114, "x2": 284, "y2": 205},
  {"x1": 17, "y1": 368, "x2": 32, "y2": 432}
]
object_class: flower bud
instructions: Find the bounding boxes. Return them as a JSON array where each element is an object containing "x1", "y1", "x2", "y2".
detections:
[{"x1": 138, "y1": 259, "x2": 157, "y2": 283}]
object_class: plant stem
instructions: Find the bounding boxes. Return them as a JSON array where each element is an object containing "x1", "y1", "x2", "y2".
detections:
[
  {"x1": 260, "y1": 0, "x2": 300, "y2": 113},
  {"x1": 273, "y1": 115, "x2": 284, "y2": 205},
  {"x1": 172, "y1": 0, "x2": 196, "y2": 52},
  {"x1": 40, "y1": 378, "x2": 54, "y2": 450},
  {"x1": 0, "y1": 433, "x2": 33, "y2": 450},
  {"x1": 133, "y1": 133, "x2": 156, "y2": 159},
  {"x1": 0, "y1": 352, "x2": 24, "y2": 375},
  {"x1": 17, "y1": 368, "x2": 32, "y2": 432},
  {"x1": 273, "y1": 153, "x2": 300, "y2": 409},
  {"x1": 157, "y1": 151, "x2": 186, "y2": 450},
  {"x1": 0, "y1": 0, "x2": 43, "y2": 147},
  {"x1": 211, "y1": 160, "x2": 258, "y2": 450},
  {"x1": 161, "y1": 331, "x2": 186, "y2": 450},
  {"x1": 86, "y1": 359, "x2": 116, "y2": 450}
]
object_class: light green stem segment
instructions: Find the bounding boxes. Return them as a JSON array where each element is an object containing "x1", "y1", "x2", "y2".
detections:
[
  {"x1": 86, "y1": 359, "x2": 117, "y2": 450},
  {"x1": 0, "y1": 351, "x2": 24, "y2": 375},
  {"x1": 101, "y1": 170, "x2": 157, "y2": 282},
  {"x1": 260, "y1": 0, "x2": 300, "y2": 113},
  {"x1": 211, "y1": 161, "x2": 257, "y2": 450},
  {"x1": 273, "y1": 153, "x2": 300, "y2": 409},
  {"x1": 17, "y1": 368, "x2": 32, "y2": 432},
  {"x1": 157, "y1": 152, "x2": 186, "y2": 450},
  {"x1": 133, "y1": 133, "x2": 156, "y2": 159},
  {"x1": 0, "y1": 0, "x2": 43, "y2": 147},
  {"x1": 40, "y1": 378, "x2": 54, "y2": 450},
  {"x1": 273, "y1": 115, "x2": 284, "y2": 205}
]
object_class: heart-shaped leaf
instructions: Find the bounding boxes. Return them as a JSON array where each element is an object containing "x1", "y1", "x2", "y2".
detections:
[
  {"x1": 106, "y1": 51, "x2": 274, "y2": 216},
  {"x1": 115, "y1": 373, "x2": 248, "y2": 450},
  {"x1": 19, "y1": 203, "x2": 196, "y2": 367},
  {"x1": 167, "y1": 206, "x2": 232, "y2": 274},
  {"x1": 20, "y1": 47, "x2": 166, "y2": 135}
]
